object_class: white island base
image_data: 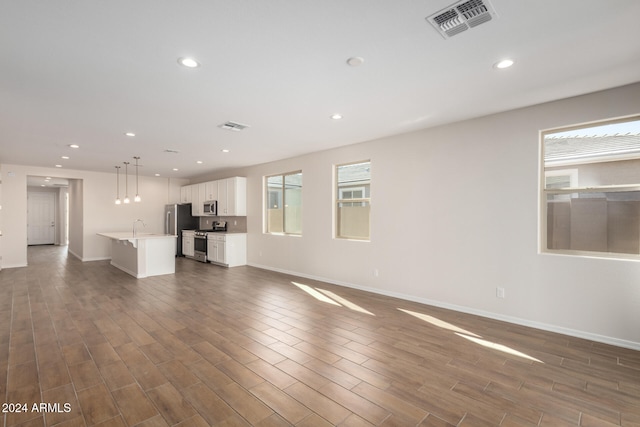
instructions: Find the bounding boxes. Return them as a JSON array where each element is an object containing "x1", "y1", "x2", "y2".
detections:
[{"x1": 98, "y1": 233, "x2": 177, "y2": 278}]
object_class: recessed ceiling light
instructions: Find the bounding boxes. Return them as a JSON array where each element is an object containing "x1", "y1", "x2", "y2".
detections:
[
  {"x1": 196, "y1": 160, "x2": 203, "y2": 164},
  {"x1": 330, "y1": 114, "x2": 343, "y2": 120},
  {"x1": 55, "y1": 164, "x2": 62, "y2": 168},
  {"x1": 61, "y1": 156, "x2": 69, "y2": 159},
  {"x1": 69, "y1": 144, "x2": 79, "y2": 148},
  {"x1": 494, "y1": 59, "x2": 514, "y2": 69},
  {"x1": 154, "y1": 173, "x2": 160, "y2": 177},
  {"x1": 173, "y1": 168, "x2": 179, "y2": 171},
  {"x1": 346, "y1": 57, "x2": 364, "y2": 67},
  {"x1": 178, "y1": 57, "x2": 200, "y2": 68},
  {"x1": 221, "y1": 149, "x2": 230, "y2": 153},
  {"x1": 125, "y1": 132, "x2": 136, "y2": 137}
]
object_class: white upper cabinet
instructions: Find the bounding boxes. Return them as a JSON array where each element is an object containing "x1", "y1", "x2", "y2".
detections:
[
  {"x1": 217, "y1": 177, "x2": 246, "y2": 216},
  {"x1": 191, "y1": 183, "x2": 206, "y2": 216},
  {"x1": 204, "y1": 181, "x2": 217, "y2": 201},
  {"x1": 180, "y1": 185, "x2": 192, "y2": 203},
  {"x1": 182, "y1": 177, "x2": 246, "y2": 216},
  {"x1": 217, "y1": 179, "x2": 228, "y2": 215}
]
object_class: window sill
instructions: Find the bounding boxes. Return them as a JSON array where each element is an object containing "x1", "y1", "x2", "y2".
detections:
[
  {"x1": 540, "y1": 249, "x2": 640, "y2": 262},
  {"x1": 335, "y1": 237, "x2": 370, "y2": 242}
]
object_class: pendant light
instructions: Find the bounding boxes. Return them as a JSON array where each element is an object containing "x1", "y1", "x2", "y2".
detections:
[
  {"x1": 123, "y1": 161, "x2": 130, "y2": 204},
  {"x1": 133, "y1": 156, "x2": 141, "y2": 202},
  {"x1": 114, "y1": 166, "x2": 122, "y2": 205}
]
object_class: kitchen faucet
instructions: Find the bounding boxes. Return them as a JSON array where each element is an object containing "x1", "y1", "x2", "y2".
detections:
[{"x1": 133, "y1": 219, "x2": 146, "y2": 237}]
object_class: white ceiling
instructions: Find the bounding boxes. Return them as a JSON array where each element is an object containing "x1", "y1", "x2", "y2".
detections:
[{"x1": 2, "y1": 0, "x2": 640, "y2": 180}]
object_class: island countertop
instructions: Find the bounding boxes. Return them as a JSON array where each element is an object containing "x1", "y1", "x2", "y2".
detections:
[{"x1": 97, "y1": 232, "x2": 177, "y2": 240}]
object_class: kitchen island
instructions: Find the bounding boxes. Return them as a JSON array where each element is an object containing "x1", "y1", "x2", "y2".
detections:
[{"x1": 97, "y1": 232, "x2": 177, "y2": 278}]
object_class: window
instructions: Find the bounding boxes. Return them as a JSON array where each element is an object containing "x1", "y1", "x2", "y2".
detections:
[
  {"x1": 265, "y1": 171, "x2": 302, "y2": 235},
  {"x1": 336, "y1": 161, "x2": 371, "y2": 240},
  {"x1": 544, "y1": 169, "x2": 578, "y2": 201},
  {"x1": 542, "y1": 116, "x2": 640, "y2": 257}
]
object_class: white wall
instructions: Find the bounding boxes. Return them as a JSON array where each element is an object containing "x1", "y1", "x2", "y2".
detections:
[
  {"x1": 68, "y1": 178, "x2": 83, "y2": 260},
  {"x1": 0, "y1": 166, "x2": 28, "y2": 267},
  {"x1": 204, "y1": 83, "x2": 640, "y2": 349},
  {"x1": 0, "y1": 164, "x2": 188, "y2": 266},
  {"x1": 57, "y1": 187, "x2": 69, "y2": 245}
]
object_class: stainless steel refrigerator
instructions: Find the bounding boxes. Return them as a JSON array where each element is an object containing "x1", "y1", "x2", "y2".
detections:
[{"x1": 165, "y1": 204, "x2": 199, "y2": 256}]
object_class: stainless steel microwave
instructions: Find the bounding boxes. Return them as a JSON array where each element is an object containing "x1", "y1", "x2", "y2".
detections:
[{"x1": 203, "y1": 200, "x2": 217, "y2": 216}]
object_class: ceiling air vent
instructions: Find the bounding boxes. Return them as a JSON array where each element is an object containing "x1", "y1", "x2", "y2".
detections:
[
  {"x1": 219, "y1": 121, "x2": 249, "y2": 132},
  {"x1": 426, "y1": 0, "x2": 497, "y2": 39}
]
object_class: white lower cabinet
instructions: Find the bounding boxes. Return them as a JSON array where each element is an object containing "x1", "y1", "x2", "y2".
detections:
[
  {"x1": 207, "y1": 234, "x2": 225, "y2": 264},
  {"x1": 207, "y1": 233, "x2": 246, "y2": 267},
  {"x1": 182, "y1": 231, "x2": 195, "y2": 257}
]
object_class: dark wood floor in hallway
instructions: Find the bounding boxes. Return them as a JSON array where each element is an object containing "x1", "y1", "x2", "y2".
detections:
[{"x1": 1, "y1": 246, "x2": 639, "y2": 426}]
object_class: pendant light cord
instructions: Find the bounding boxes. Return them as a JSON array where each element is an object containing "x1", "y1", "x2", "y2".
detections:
[
  {"x1": 133, "y1": 156, "x2": 141, "y2": 202},
  {"x1": 115, "y1": 165, "x2": 122, "y2": 204},
  {"x1": 123, "y1": 161, "x2": 130, "y2": 203}
]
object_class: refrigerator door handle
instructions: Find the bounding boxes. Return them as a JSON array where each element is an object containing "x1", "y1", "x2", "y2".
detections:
[{"x1": 166, "y1": 211, "x2": 172, "y2": 235}]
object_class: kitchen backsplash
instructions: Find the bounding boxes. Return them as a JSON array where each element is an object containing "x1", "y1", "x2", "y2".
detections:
[{"x1": 199, "y1": 216, "x2": 247, "y2": 233}]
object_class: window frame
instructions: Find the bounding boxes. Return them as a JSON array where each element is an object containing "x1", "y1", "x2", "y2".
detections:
[
  {"x1": 264, "y1": 170, "x2": 302, "y2": 236},
  {"x1": 335, "y1": 160, "x2": 371, "y2": 241},
  {"x1": 540, "y1": 115, "x2": 640, "y2": 260}
]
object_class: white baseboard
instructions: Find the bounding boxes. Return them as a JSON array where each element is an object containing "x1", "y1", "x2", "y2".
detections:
[
  {"x1": 0, "y1": 262, "x2": 28, "y2": 269},
  {"x1": 67, "y1": 248, "x2": 109, "y2": 262},
  {"x1": 82, "y1": 256, "x2": 111, "y2": 262},
  {"x1": 248, "y1": 262, "x2": 640, "y2": 351},
  {"x1": 68, "y1": 248, "x2": 82, "y2": 261},
  {"x1": 110, "y1": 261, "x2": 143, "y2": 278}
]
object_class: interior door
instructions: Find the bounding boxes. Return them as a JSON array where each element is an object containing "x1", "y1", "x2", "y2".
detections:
[{"x1": 28, "y1": 192, "x2": 56, "y2": 245}]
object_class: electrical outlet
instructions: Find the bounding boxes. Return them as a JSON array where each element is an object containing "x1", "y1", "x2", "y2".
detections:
[
  {"x1": 496, "y1": 287, "x2": 505, "y2": 299},
  {"x1": 373, "y1": 268, "x2": 379, "y2": 277}
]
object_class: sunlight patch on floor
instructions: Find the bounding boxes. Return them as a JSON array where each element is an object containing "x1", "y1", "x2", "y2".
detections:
[
  {"x1": 456, "y1": 333, "x2": 544, "y2": 363},
  {"x1": 316, "y1": 288, "x2": 375, "y2": 315},
  {"x1": 292, "y1": 282, "x2": 341, "y2": 306},
  {"x1": 292, "y1": 282, "x2": 375, "y2": 315},
  {"x1": 398, "y1": 308, "x2": 481, "y2": 337},
  {"x1": 398, "y1": 308, "x2": 543, "y2": 363}
]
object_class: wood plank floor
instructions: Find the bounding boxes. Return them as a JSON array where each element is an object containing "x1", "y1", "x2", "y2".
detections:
[{"x1": 1, "y1": 245, "x2": 639, "y2": 426}]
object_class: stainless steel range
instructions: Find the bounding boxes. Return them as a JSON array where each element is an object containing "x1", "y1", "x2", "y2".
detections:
[{"x1": 193, "y1": 230, "x2": 208, "y2": 262}]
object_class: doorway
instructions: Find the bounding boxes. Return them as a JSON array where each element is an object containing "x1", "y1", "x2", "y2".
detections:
[
  {"x1": 27, "y1": 176, "x2": 70, "y2": 247},
  {"x1": 27, "y1": 192, "x2": 56, "y2": 245}
]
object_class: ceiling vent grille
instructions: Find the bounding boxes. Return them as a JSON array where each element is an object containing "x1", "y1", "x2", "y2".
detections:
[
  {"x1": 219, "y1": 121, "x2": 249, "y2": 132},
  {"x1": 426, "y1": 0, "x2": 497, "y2": 39}
]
